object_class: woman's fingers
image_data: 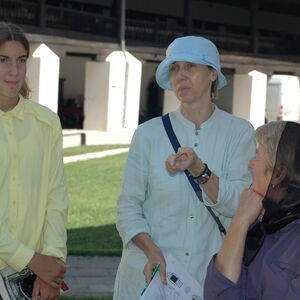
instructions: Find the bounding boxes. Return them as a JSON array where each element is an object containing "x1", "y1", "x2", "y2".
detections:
[
  {"x1": 32, "y1": 278, "x2": 41, "y2": 300},
  {"x1": 165, "y1": 150, "x2": 195, "y2": 174},
  {"x1": 165, "y1": 156, "x2": 177, "y2": 174},
  {"x1": 236, "y1": 189, "x2": 264, "y2": 225},
  {"x1": 258, "y1": 208, "x2": 266, "y2": 222},
  {"x1": 144, "y1": 261, "x2": 157, "y2": 284},
  {"x1": 158, "y1": 262, "x2": 167, "y2": 285}
]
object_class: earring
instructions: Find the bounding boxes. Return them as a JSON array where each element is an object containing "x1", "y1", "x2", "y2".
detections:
[{"x1": 271, "y1": 184, "x2": 276, "y2": 189}]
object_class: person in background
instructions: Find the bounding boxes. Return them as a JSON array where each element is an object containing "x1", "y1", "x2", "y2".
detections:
[
  {"x1": 204, "y1": 121, "x2": 300, "y2": 299},
  {"x1": 0, "y1": 23, "x2": 68, "y2": 299},
  {"x1": 113, "y1": 36, "x2": 255, "y2": 299}
]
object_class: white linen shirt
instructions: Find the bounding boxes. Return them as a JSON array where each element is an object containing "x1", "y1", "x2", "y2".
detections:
[{"x1": 113, "y1": 106, "x2": 255, "y2": 299}]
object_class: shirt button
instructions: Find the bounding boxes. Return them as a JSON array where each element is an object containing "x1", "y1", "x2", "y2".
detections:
[
  {"x1": 12, "y1": 177, "x2": 16, "y2": 181},
  {"x1": 185, "y1": 252, "x2": 189, "y2": 256},
  {"x1": 195, "y1": 131, "x2": 199, "y2": 135},
  {"x1": 8, "y1": 132, "x2": 12, "y2": 136},
  {"x1": 194, "y1": 143, "x2": 198, "y2": 147},
  {"x1": 189, "y1": 215, "x2": 194, "y2": 219}
]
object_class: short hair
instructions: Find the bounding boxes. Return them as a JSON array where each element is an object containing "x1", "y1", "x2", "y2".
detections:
[
  {"x1": 206, "y1": 66, "x2": 218, "y2": 100},
  {"x1": 210, "y1": 78, "x2": 218, "y2": 100},
  {"x1": 0, "y1": 22, "x2": 30, "y2": 98},
  {"x1": 255, "y1": 121, "x2": 286, "y2": 173}
]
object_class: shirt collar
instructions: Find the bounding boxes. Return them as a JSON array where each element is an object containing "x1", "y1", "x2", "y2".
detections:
[
  {"x1": 0, "y1": 95, "x2": 26, "y2": 120},
  {"x1": 173, "y1": 103, "x2": 219, "y2": 130}
]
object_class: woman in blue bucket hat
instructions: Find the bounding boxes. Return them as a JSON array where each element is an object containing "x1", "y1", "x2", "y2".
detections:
[{"x1": 114, "y1": 36, "x2": 255, "y2": 299}]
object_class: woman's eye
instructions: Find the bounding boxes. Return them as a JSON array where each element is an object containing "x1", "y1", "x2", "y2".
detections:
[
  {"x1": 187, "y1": 63, "x2": 196, "y2": 69},
  {"x1": 0, "y1": 57, "x2": 8, "y2": 63},
  {"x1": 169, "y1": 65, "x2": 177, "y2": 72},
  {"x1": 17, "y1": 57, "x2": 27, "y2": 63}
]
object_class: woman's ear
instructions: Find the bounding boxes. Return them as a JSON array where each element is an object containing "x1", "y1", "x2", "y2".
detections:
[
  {"x1": 271, "y1": 165, "x2": 288, "y2": 187},
  {"x1": 210, "y1": 69, "x2": 217, "y2": 82}
]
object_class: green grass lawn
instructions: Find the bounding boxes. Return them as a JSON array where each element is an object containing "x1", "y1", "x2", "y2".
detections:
[
  {"x1": 65, "y1": 153, "x2": 127, "y2": 256},
  {"x1": 63, "y1": 144, "x2": 130, "y2": 157}
]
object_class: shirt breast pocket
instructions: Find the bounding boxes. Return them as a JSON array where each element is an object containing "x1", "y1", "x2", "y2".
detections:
[{"x1": 274, "y1": 260, "x2": 298, "y2": 280}]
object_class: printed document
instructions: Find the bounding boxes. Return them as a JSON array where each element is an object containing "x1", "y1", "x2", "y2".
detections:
[{"x1": 140, "y1": 254, "x2": 203, "y2": 300}]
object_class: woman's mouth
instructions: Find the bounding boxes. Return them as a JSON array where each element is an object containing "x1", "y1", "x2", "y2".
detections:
[
  {"x1": 4, "y1": 81, "x2": 18, "y2": 86},
  {"x1": 178, "y1": 86, "x2": 190, "y2": 92}
]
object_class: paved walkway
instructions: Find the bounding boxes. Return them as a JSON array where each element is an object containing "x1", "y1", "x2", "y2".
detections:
[
  {"x1": 64, "y1": 147, "x2": 129, "y2": 164},
  {"x1": 63, "y1": 256, "x2": 120, "y2": 298}
]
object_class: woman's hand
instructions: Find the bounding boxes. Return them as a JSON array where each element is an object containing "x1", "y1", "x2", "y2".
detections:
[
  {"x1": 32, "y1": 277, "x2": 60, "y2": 300},
  {"x1": 165, "y1": 147, "x2": 203, "y2": 176},
  {"x1": 27, "y1": 253, "x2": 66, "y2": 289},
  {"x1": 144, "y1": 247, "x2": 167, "y2": 285},
  {"x1": 132, "y1": 233, "x2": 167, "y2": 285},
  {"x1": 234, "y1": 188, "x2": 264, "y2": 226}
]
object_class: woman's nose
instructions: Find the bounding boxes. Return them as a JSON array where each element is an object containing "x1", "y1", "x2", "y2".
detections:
[
  {"x1": 8, "y1": 61, "x2": 19, "y2": 75},
  {"x1": 175, "y1": 67, "x2": 187, "y2": 80}
]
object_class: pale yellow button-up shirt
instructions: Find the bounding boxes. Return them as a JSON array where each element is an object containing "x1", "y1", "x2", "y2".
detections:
[{"x1": 0, "y1": 96, "x2": 68, "y2": 272}]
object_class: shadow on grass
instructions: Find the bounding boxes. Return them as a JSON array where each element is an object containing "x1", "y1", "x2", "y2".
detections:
[{"x1": 67, "y1": 224, "x2": 123, "y2": 256}]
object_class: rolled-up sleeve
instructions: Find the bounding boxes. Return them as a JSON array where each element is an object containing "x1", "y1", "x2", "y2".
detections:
[
  {"x1": 204, "y1": 255, "x2": 244, "y2": 300},
  {"x1": 116, "y1": 126, "x2": 151, "y2": 247},
  {"x1": 202, "y1": 121, "x2": 255, "y2": 217}
]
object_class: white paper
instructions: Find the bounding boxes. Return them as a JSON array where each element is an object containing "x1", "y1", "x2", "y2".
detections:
[{"x1": 140, "y1": 254, "x2": 203, "y2": 300}]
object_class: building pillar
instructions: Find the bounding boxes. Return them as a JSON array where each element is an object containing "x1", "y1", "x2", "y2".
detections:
[
  {"x1": 232, "y1": 70, "x2": 267, "y2": 128},
  {"x1": 84, "y1": 50, "x2": 142, "y2": 132},
  {"x1": 26, "y1": 43, "x2": 60, "y2": 113},
  {"x1": 121, "y1": 51, "x2": 142, "y2": 130},
  {"x1": 84, "y1": 61, "x2": 110, "y2": 131}
]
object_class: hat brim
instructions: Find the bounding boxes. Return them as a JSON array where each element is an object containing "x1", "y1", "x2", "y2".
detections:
[{"x1": 156, "y1": 53, "x2": 227, "y2": 91}]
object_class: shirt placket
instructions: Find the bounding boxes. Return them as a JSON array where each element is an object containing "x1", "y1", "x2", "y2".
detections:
[
  {"x1": 4, "y1": 116, "x2": 19, "y2": 229},
  {"x1": 182, "y1": 129, "x2": 202, "y2": 264}
]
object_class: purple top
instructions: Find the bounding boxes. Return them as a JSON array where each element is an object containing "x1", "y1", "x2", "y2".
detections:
[{"x1": 204, "y1": 219, "x2": 300, "y2": 300}]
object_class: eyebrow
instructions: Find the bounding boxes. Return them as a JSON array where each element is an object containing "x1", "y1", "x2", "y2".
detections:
[{"x1": 0, "y1": 55, "x2": 28, "y2": 58}]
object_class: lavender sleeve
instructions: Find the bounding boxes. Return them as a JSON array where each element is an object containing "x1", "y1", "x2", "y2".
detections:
[{"x1": 203, "y1": 254, "x2": 244, "y2": 300}]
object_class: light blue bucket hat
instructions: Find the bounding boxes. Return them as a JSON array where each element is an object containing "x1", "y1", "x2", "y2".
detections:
[{"x1": 156, "y1": 36, "x2": 227, "y2": 91}]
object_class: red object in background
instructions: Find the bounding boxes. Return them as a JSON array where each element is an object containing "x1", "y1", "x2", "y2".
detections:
[{"x1": 61, "y1": 281, "x2": 69, "y2": 292}]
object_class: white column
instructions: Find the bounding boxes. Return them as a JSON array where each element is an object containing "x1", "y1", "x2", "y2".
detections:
[
  {"x1": 162, "y1": 90, "x2": 180, "y2": 114},
  {"x1": 84, "y1": 51, "x2": 142, "y2": 132},
  {"x1": 84, "y1": 61, "x2": 110, "y2": 131},
  {"x1": 232, "y1": 70, "x2": 267, "y2": 128},
  {"x1": 26, "y1": 44, "x2": 60, "y2": 113},
  {"x1": 105, "y1": 52, "x2": 126, "y2": 131},
  {"x1": 106, "y1": 51, "x2": 142, "y2": 131},
  {"x1": 122, "y1": 52, "x2": 142, "y2": 130}
]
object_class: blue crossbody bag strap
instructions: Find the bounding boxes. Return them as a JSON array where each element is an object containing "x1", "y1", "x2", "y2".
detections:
[{"x1": 162, "y1": 114, "x2": 226, "y2": 235}]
